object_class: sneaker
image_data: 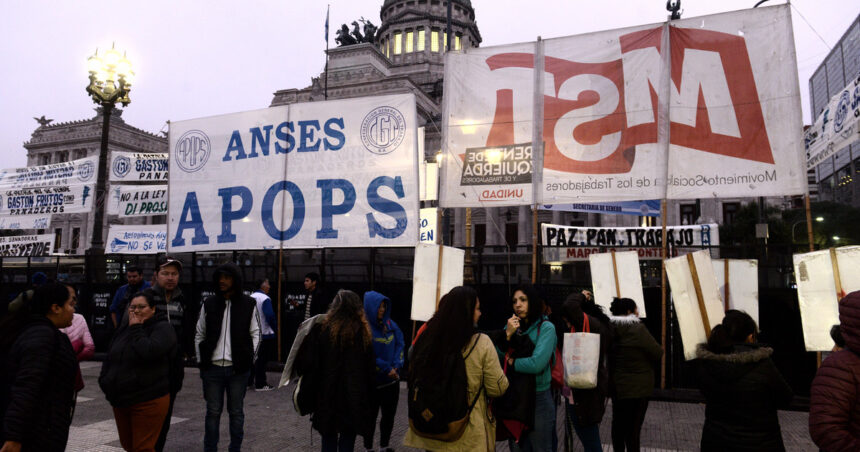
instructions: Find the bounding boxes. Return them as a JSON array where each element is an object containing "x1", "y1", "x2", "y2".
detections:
[{"x1": 254, "y1": 384, "x2": 275, "y2": 392}]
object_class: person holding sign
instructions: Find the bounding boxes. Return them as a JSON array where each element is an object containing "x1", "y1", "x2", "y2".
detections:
[
  {"x1": 695, "y1": 310, "x2": 792, "y2": 452},
  {"x1": 496, "y1": 285, "x2": 557, "y2": 452},
  {"x1": 608, "y1": 298, "x2": 662, "y2": 452}
]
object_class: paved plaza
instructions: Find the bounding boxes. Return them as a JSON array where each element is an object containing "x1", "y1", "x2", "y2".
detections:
[{"x1": 68, "y1": 362, "x2": 816, "y2": 451}]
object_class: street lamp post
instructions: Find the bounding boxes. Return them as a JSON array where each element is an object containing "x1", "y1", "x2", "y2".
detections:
[{"x1": 85, "y1": 43, "x2": 133, "y2": 254}]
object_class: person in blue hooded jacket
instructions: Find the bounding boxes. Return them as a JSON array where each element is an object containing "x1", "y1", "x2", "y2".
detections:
[{"x1": 362, "y1": 291, "x2": 404, "y2": 452}]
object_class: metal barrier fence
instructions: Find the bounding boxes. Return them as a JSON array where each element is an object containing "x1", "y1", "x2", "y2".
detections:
[{"x1": 0, "y1": 242, "x2": 818, "y2": 395}]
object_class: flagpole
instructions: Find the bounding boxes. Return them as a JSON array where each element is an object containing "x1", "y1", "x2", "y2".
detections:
[{"x1": 324, "y1": 4, "x2": 330, "y2": 100}]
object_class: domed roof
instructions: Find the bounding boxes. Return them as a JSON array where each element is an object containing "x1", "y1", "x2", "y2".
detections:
[{"x1": 382, "y1": 0, "x2": 472, "y2": 9}]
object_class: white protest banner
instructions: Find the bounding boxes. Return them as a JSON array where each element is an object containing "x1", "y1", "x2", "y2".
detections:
[
  {"x1": 666, "y1": 250, "x2": 725, "y2": 360},
  {"x1": 439, "y1": 5, "x2": 806, "y2": 207},
  {"x1": 108, "y1": 185, "x2": 167, "y2": 217},
  {"x1": 168, "y1": 94, "x2": 419, "y2": 251},
  {"x1": 0, "y1": 234, "x2": 55, "y2": 257},
  {"x1": 542, "y1": 223, "x2": 718, "y2": 262},
  {"x1": 805, "y1": 74, "x2": 860, "y2": 170},
  {"x1": 589, "y1": 250, "x2": 646, "y2": 317},
  {"x1": 712, "y1": 259, "x2": 759, "y2": 324},
  {"x1": 0, "y1": 184, "x2": 95, "y2": 216},
  {"x1": 419, "y1": 207, "x2": 437, "y2": 243},
  {"x1": 0, "y1": 156, "x2": 98, "y2": 189},
  {"x1": 110, "y1": 152, "x2": 169, "y2": 181},
  {"x1": 411, "y1": 244, "x2": 465, "y2": 321},
  {"x1": 543, "y1": 200, "x2": 661, "y2": 217},
  {"x1": 107, "y1": 224, "x2": 167, "y2": 254},
  {"x1": 0, "y1": 214, "x2": 51, "y2": 230},
  {"x1": 793, "y1": 246, "x2": 860, "y2": 351}
]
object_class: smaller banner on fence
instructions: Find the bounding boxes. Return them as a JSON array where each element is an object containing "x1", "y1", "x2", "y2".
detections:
[
  {"x1": 110, "y1": 152, "x2": 169, "y2": 182},
  {"x1": 542, "y1": 223, "x2": 718, "y2": 262},
  {"x1": 666, "y1": 250, "x2": 725, "y2": 361},
  {"x1": 107, "y1": 224, "x2": 167, "y2": 254},
  {"x1": 108, "y1": 185, "x2": 168, "y2": 217},
  {"x1": 0, "y1": 184, "x2": 95, "y2": 216},
  {"x1": 805, "y1": 75, "x2": 860, "y2": 170},
  {"x1": 411, "y1": 244, "x2": 465, "y2": 321},
  {"x1": 0, "y1": 233, "x2": 55, "y2": 257},
  {"x1": 0, "y1": 156, "x2": 98, "y2": 189},
  {"x1": 542, "y1": 200, "x2": 660, "y2": 217},
  {"x1": 0, "y1": 214, "x2": 51, "y2": 230}
]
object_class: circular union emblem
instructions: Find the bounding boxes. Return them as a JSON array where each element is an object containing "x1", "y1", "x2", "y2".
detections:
[
  {"x1": 360, "y1": 106, "x2": 406, "y2": 155},
  {"x1": 174, "y1": 130, "x2": 211, "y2": 173},
  {"x1": 112, "y1": 155, "x2": 131, "y2": 178},
  {"x1": 77, "y1": 161, "x2": 95, "y2": 182},
  {"x1": 833, "y1": 90, "x2": 850, "y2": 133}
]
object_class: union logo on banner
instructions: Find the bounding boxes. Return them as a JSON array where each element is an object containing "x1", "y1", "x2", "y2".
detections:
[{"x1": 174, "y1": 130, "x2": 211, "y2": 173}]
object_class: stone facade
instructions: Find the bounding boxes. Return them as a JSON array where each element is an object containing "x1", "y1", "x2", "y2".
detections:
[{"x1": 23, "y1": 108, "x2": 167, "y2": 254}]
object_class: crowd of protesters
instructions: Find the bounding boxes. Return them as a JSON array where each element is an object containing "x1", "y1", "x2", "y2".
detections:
[{"x1": 1, "y1": 255, "x2": 858, "y2": 452}]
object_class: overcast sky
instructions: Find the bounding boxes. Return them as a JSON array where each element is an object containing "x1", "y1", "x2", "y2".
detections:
[{"x1": 1, "y1": 0, "x2": 856, "y2": 168}]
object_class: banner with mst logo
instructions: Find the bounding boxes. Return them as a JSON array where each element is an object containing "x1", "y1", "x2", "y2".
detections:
[
  {"x1": 439, "y1": 5, "x2": 807, "y2": 207},
  {"x1": 168, "y1": 94, "x2": 419, "y2": 251}
]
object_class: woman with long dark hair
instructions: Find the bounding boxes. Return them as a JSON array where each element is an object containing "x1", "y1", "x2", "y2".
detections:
[
  {"x1": 308, "y1": 290, "x2": 376, "y2": 452},
  {"x1": 0, "y1": 282, "x2": 78, "y2": 452},
  {"x1": 496, "y1": 285, "x2": 557, "y2": 452},
  {"x1": 608, "y1": 297, "x2": 661, "y2": 452},
  {"x1": 696, "y1": 310, "x2": 792, "y2": 452},
  {"x1": 404, "y1": 286, "x2": 508, "y2": 451},
  {"x1": 99, "y1": 289, "x2": 178, "y2": 452}
]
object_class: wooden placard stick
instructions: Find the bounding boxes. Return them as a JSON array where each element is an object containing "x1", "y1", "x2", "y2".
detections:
[
  {"x1": 687, "y1": 253, "x2": 711, "y2": 338},
  {"x1": 829, "y1": 248, "x2": 844, "y2": 301},
  {"x1": 435, "y1": 244, "x2": 444, "y2": 310},
  {"x1": 723, "y1": 259, "x2": 730, "y2": 312},
  {"x1": 611, "y1": 250, "x2": 621, "y2": 298}
]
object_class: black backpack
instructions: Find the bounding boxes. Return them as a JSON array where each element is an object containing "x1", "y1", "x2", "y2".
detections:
[{"x1": 407, "y1": 333, "x2": 483, "y2": 442}]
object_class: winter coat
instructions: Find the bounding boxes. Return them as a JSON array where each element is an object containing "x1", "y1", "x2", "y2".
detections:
[
  {"x1": 99, "y1": 309, "x2": 178, "y2": 408},
  {"x1": 609, "y1": 315, "x2": 662, "y2": 400},
  {"x1": 566, "y1": 314, "x2": 611, "y2": 425},
  {"x1": 150, "y1": 284, "x2": 196, "y2": 360},
  {"x1": 496, "y1": 316, "x2": 557, "y2": 392},
  {"x1": 404, "y1": 333, "x2": 509, "y2": 451},
  {"x1": 363, "y1": 291, "x2": 405, "y2": 387},
  {"x1": 309, "y1": 323, "x2": 376, "y2": 437},
  {"x1": 1, "y1": 317, "x2": 77, "y2": 451},
  {"x1": 696, "y1": 343, "x2": 793, "y2": 452},
  {"x1": 809, "y1": 290, "x2": 860, "y2": 452},
  {"x1": 61, "y1": 313, "x2": 95, "y2": 361},
  {"x1": 488, "y1": 328, "x2": 537, "y2": 430}
]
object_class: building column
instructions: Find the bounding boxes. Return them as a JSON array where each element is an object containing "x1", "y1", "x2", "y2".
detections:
[
  {"x1": 454, "y1": 207, "x2": 465, "y2": 247},
  {"x1": 486, "y1": 207, "x2": 501, "y2": 246},
  {"x1": 518, "y1": 205, "x2": 530, "y2": 245}
]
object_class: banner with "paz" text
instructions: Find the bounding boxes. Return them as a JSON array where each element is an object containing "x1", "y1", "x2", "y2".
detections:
[{"x1": 168, "y1": 94, "x2": 419, "y2": 251}]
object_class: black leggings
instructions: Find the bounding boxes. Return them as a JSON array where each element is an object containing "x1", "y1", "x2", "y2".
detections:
[
  {"x1": 611, "y1": 397, "x2": 650, "y2": 452},
  {"x1": 363, "y1": 382, "x2": 400, "y2": 449}
]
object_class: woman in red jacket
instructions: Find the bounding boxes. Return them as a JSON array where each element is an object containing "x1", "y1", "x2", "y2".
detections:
[{"x1": 809, "y1": 290, "x2": 860, "y2": 452}]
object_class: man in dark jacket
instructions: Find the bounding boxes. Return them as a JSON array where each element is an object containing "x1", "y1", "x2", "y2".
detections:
[
  {"x1": 362, "y1": 291, "x2": 404, "y2": 452},
  {"x1": 1, "y1": 282, "x2": 78, "y2": 452},
  {"x1": 810, "y1": 290, "x2": 860, "y2": 452},
  {"x1": 195, "y1": 263, "x2": 261, "y2": 452},
  {"x1": 303, "y1": 272, "x2": 328, "y2": 319}
]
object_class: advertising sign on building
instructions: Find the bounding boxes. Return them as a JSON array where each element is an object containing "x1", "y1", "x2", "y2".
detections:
[
  {"x1": 805, "y1": 74, "x2": 860, "y2": 170},
  {"x1": 0, "y1": 156, "x2": 98, "y2": 189},
  {"x1": 108, "y1": 185, "x2": 168, "y2": 217},
  {"x1": 168, "y1": 94, "x2": 419, "y2": 251},
  {"x1": 109, "y1": 152, "x2": 169, "y2": 181},
  {"x1": 439, "y1": 5, "x2": 807, "y2": 207},
  {"x1": 107, "y1": 224, "x2": 167, "y2": 254},
  {"x1": 0, "y1": 233, "x2": 55, "y2": 257},
  {"x1": 0, "y1": 184, "x2": 95, "y2": 216},
  {"x1": 542, "y1": 223, "x2": 718, "y2": 262}
]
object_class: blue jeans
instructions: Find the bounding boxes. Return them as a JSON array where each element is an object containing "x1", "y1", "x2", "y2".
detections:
[
  {"x1": 201, "y1": 366, "x2": 250, "y2": 452},
  {"x1": 320, "y1": 433, "x2": 355, "y2": 452},
  {"x1": 509, "y1": 389, "x2": 556, "y2": 452},
  {"x1": 566, "y1": 402, "x2": 602, "y2": 452}
]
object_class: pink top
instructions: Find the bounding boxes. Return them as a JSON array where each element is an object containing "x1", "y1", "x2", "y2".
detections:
[{"x1": 61, "y1": 313, "x2": 95, "y2": 361}]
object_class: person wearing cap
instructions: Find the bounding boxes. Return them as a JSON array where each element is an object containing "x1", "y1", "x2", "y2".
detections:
[
  {"x1": 110, "y1": 265, "x2": 150, "y2": 327},
  {"x1": 150, "y1": 255, "x2": 193, "y2": 452},
  {"x1": 195, "y1": 262, "x2": 261, "y2": 452}
]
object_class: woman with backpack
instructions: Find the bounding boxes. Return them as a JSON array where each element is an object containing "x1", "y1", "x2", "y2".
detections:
[
  {"x1": 99, "y1": 289, "x2": 178, "y2": 452},
  {"x1": 608, "y1": 297, "x2": 662, "y2": 452},
  {"x1": 0, "y1": 282, "x2": 79, "y2": 452},
  {"x1": 559, "y1": 292, "x2": 611, "y2": 452},
  {"x1": 495, "y1": 285, "x2": 557, "y2": 452},
  {"x1": 308, "y1": 290, "x2": 376, "y2": 452},
  {"x1": 696, "y1": 310, "x2": 793, "y2": 452},
  {"x1": 404, "y1": 286, "x2": 508, "y2": 451}
]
